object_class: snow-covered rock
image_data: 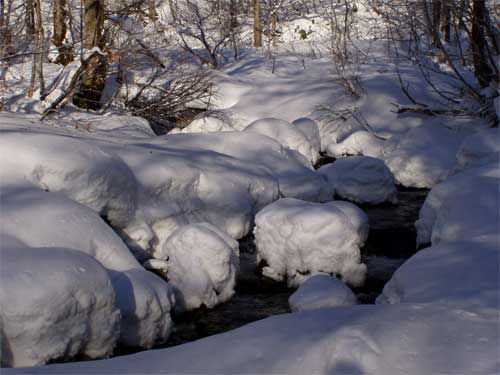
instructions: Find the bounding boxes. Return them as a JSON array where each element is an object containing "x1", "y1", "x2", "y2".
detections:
[
  {"x1": 318, "y1": 156, "x2": 397, "y2": 204},
  {"x1": 292, "y1": 117, "x2": 321, "y2": 163},
  {"x1": 10, "y1": 304, "x2": 499, "y2": 375},
  {"x1": 0, "y1": 131, "x2": 137, "y2": 228},
  {"x1": 384, "y1": 124, "x2": 465, "y2": 188},
  {"x1": 377, "y1": 236, "x2": 499, "y2": 308},
  {"x1": 0, "y1": 184, "x2": 174, "y2": 349},
  {"x1": 288, "y1": 274, "x2": 357, "y2": 312},
  {"x1": 415, "y1": 163, "x2": 499, "y2": 246},
  {"x1": 155, "y1": 131, "x2": 331, "y2": 203},
  {"x1": 455, "y1": 128, "x2": 500, "y2": 170},
  {"x1": 244, "y1": 118, "x2": 319, "y2": 165},
  {"x1": 162, "y1": 223, "x2": 239, "y2": 311},
  {"x1": 254, "y1": 198, "x2": 367, "y2": 287},
  {"x1": 326, "y1": 130, "x2": 386, "y2": 158},
  {"x1": 175, "y1": 116, "x2": 235, "y2": 133},
  {"x1": 0, "y1": 244, "x2": 120, "y2": 367}
]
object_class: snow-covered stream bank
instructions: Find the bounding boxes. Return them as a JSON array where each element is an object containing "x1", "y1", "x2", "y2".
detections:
[{"x1": 112, "y1": 186, "x2": 428, "y2": 355}]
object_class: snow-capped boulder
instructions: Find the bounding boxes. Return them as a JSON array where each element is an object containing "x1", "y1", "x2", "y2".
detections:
[
  {"x1": 327, "y1": 200, "x2": 370, "y2": 246},
  {"x1": 110, "y1": 269, "x2": 174, "y2": 348},
  {"x1": 415, "y1": 163, "x2": 499, "y2": 246},
  {"x1": 0, "y1": 244, "x2": 120, "y2": 367},
  {"x1": 175, "y1": 116, "x2": 235, "y2": 133},
  {"x1": 384, "y1": 124, "x2": 465, "y2": 188},
  {"x1": 244, "y1": 118, "x2": 318, "y2": 165},
  {"x1": 292, "y1": 117, "x2": 321, "y2": 163},
  {"x1": 288, "y1": 274, "x2": 357, "y2": 312},
  {"x1": 254, "y1": 198, "x2": 367, "y2": 287},
  {"x1": 163, "y1": 223, "x2": 239, "y2": 311},
  {"x1": 154, "y1": 131, "x2": 331, "y2": 203},
  {"x1": 377, "y1": 236, "x2": 499, "y2": 308},
  {"x1": 326, "y1": 130, "x2": 386, "y2": 158},
  {"x1": 0, "y1": 184, "x2": 174, "y2": 349},
  {"x1": 0, "y1": 131, "x2": 137, "y2": 228},
  {"x1": 456, "y1": 128, "x2": 500, "y2": 170},
  {"x1": 319, "y1": 156, "x2": 397, "y2": 204}
]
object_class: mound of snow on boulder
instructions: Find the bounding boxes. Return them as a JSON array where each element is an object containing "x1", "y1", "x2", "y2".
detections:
[
  {"x1": 172, "y1": 116, "x2": 235, "y2": 134},
  {"x1": 415, "y1": 163, "x2": 499, "y2": 246},
  {"x1": 455, "y1": 128, "x2": 500, "y2": 170},
  {"x1": 318, "y1": 156, "x2": 397, "y2": 204},
  {"x1": 377, "y1": 236, "x2": 499, "y2": 308},
  {"x1": 326, "y1": 130, "x2": 386, "y2": 158},
  {"x1": 384, "y1": 124, "x2": 465, "y2": 188},
  {"x1": 254, "y1": 198, "x2": 368, "y2": 287},
  {"x1": 292, "y1": 118, "x2": 321, "y2": 162},
  {"x1": 162, "y1": 223, "x2": 239, "y2": 311},
  {"x1": 288, "y1": 274, "x2": 357, "y2": 312},
  {"x1": 0, "y1": 242, "x2": 120, "y2": 367},
  {"x1": 244, "y1": 118, "x2": 319, "y2": 165}
]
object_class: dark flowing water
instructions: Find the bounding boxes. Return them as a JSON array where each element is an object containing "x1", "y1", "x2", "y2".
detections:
[{"x1": 157, "y1": 187, "x2": 428, "y2": 348}]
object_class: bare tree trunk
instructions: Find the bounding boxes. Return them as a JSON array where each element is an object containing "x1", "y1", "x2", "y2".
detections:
[
  {"x1": 53, "y1": 0, "x2": 73, "y2": 65},
  {"x1": 253, "y1": 0, "x2": 262, "y2": 47},
  {"x1": 73, "y1": 0, "x2": 107, "y2": 110},
  {"x1": 28, "y1": 0, "x2": 44, "y2": 97},
  {"x1": 148, "y1": 0, "x2": 158, "y2": 21},
  {"x1": 471, "y1": 0, "x2": 493, "y2": 87},
  {"x1": 432, "y1": 0, "x2": 442, "y2": 47},
  {"x1": 442, "y1": 1, "x2": 451, "y2": 43}
]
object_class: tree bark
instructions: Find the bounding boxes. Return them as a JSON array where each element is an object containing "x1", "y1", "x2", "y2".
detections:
[
  {"x1": 471, "y1": 0, "x2": 493, "y2": 87},
  {"x1": 253, "y1": 0, "x2": 262, "y2": 47},
  {"x1": 53, "y1": 0, "x2": 73, "y2": 65},
  {"x1": 432, "y1": 0, "x2": 442, "y2": 47},
  {"x1": 73, "y1": 0, "x2": 107, "y2": 110}
]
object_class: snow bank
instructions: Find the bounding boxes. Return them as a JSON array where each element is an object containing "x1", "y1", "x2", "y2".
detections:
[
  {"x1": 456, "y1": 127, "x2": 500, "y2": 170},
  {"x1": 0, "y1": 244, "x2": 120, "y2": 367},
  {"x1": 0, "y1": 184, "x2": 174, "y2": 349},
  {"x1": 162, "y1": 223, "x2": 239, "y2": 311},
  {"x1": 288, "y1": 274, "x2": 357, "y2": 312},
  {"x1": 0, "y1": 131, "x2": 137, "y2": 228},
  {"x1": 415, "y1": 163, "x2": 499, "y2": 246},
  {"x1": 377, "y1": 236, "x2": 499, "y2": 308},
  {"x1": 155, "y1": 131, "x2": 331, "y2": 203},
  {"x1": 244, "y1": 118, "x2": 319, "y2": 165},
  {"x1": 174, "y1": 116, "x2": 235, "y2": 134},
  {"x1": 326, "y1": 130, "x2": 386, "y2": 158},
  {"x1": 319, "y1": 156, "x2": 397, "y2": 204},
  {"x1": 384, "y1": 124, "x2": 465, "y2": 188},
  {"x1": 292, "y1": 118, "x2": 321, "y2": 163},
  {"x1": 10, "y1": 304, "x2": 499, "y2": 375},
  {"x1": 254, "y1": 198, "x2": 367, "y2": 287}
]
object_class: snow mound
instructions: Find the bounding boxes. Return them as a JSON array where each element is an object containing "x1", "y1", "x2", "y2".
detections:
[
  {"x1": 163, "y1": 223, "x2": 239, "y2": 311},
  {"x1": 326, "y1": 130, "x2": 386, "y2": 158},
  {"x1": 415, "y1": 163, "x2": 499, "y2": 246},
  {"x1": 13, "y1": 304, "x2": 499, "y2": 375},
  {"x1": 0, "y1": 244, "x2": 120, "y2": 367},
  {"x1": 377, "y1": 236, "x2": 499, "y2": 308},
  {"x1": 0, "y1": 131, "x2": 137, "y2": 228},
  {"x1": 244, "y1": 118, "x2": 319, "y2": 165},
  {"x1": 288, "y1": 274, "x2": 357, "y2": 312},
  {"x1": 175, "y1": 116, "x2": 235, "y2": 133},
  {"x1": 456, "y1": 128, "x2": 500, "y2": 170},
  {"x1": 292, "y1": 118, "x2": 321, "y2": 163},
  {"x1": 156, "y1": 131, "x2": 331, "y2": 203},
  {"x1": 0, "y1": 184, "x2": 174, "y2": 349},
  {"x1": 384, "y1": 124, "x2": 465, "y2": 188},
  {"x1": 254, "y1": 198, "x2": 367, "y2": 287},
  {"x1": 318, "y1": 156, "x2": 397, "y2": 204},
  {"x1": 110, "y1": 269, "x2": 174, "y2": 348}
]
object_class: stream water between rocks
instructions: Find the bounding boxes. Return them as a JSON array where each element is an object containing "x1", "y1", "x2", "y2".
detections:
[{"x1": 155, "y1": 186, "x2": 429, "y2": 349}]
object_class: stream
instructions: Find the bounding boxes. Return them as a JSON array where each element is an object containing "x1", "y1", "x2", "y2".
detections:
[{"x1": 157, "y1": 186, "x2": 429, "y2": 349}]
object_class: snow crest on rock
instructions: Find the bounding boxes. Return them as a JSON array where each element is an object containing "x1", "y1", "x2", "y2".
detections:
[
  {"x1": 254, "y1": 198, "x2": 367, "y2": 287},
  {"x1": 289, "y1": 274, "x2": 357, "y2": 312},
  {"x1": 163, "y1": 223, "x2": 239, "y2": 311},
  {"x1": 319, "y1": 156, "x2": 397, "y2": 204}
]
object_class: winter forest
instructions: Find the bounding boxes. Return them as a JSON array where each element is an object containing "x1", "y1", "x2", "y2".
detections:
[{"x1": 0, "y1": 0, "x2": 499, "y2": 373}]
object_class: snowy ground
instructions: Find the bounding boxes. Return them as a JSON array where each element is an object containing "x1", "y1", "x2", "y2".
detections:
[{"x1": 1, "y1": 2, "x2": 499, "y2": 373}]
